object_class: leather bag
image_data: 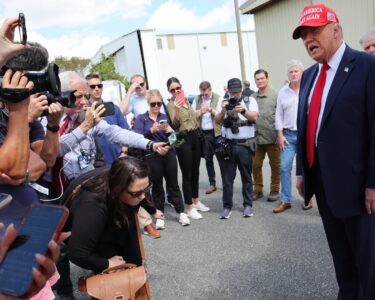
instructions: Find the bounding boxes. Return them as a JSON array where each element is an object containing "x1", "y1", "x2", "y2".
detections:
[{"x1": 78, "y1": 212, "x2": 151, "y2": 300}]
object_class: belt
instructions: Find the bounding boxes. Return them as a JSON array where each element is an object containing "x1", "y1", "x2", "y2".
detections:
[
  {"x1": 283, "y1": 128, "x2": 297, "y2": 132},
  {"x1": 202, "y1": 129, "x2": 214, "y2": 133},
  {"x1": 227, "y1": 138, "x2": 250, "y2": 144}
]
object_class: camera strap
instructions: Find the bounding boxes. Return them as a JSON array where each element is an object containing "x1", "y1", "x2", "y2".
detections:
[{"x1": 0, "y1": 88, "x2": 30, "y2": 103}]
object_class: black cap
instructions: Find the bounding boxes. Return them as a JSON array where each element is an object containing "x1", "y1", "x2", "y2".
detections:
[{"x1": 227, "y1": 78, "x2": 242, "y2": 93}]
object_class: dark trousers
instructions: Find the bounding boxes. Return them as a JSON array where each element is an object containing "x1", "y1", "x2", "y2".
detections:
[
  {"x1": 221, "y1": 143, "x2": 253, "y2": 209},
  {"x1": 145, "y1": 150, "x2": 184, "y2": 213},
  {"x1": 313, "y1": 156, "x2": 375, "y2": 300},
  {"x1": 54, "y1": 242, "x2": 73, "y2": 296},
  {"x1": 175, "y1": 130, "x2": 201, "y2": 205},
  {"x1": 202, "y1": 129, "x2": 220, "y2": 186}
]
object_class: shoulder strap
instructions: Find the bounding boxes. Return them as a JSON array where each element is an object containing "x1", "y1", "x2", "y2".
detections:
[{"x1": 134, "y1": 211, "x2": 146, "y2": 261}]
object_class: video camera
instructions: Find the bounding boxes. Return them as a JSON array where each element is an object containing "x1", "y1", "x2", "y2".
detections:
[
  {"x1": 225, "y1": 97, "x2": 241, "y2": 111},
  {"x1": 0, "y1": 63, "x2": 77, "y2": 110}
]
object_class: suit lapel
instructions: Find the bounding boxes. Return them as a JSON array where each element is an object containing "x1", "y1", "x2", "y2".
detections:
[
  {"x1": 320, "y1": 46, "x2": 356, "y2": 128},
  {"x1": 299, "y1": 65, "x2": 318, "y2": 133}
]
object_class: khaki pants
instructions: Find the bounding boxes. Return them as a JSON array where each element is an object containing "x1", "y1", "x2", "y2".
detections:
[
  {"x1": 252, "y1": 144, "x2": 280, "y2": 193},
  {"x1": 138, "y1": 206, "x2": 152, "y2": 228}
]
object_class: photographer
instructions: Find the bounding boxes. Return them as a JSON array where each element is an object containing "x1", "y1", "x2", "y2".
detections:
[
  {"x1": 0, "y1": 17, "x2": 62, "y2": 300},
  {"x1": 214, "y1": 78, "x2": 258, "y2": 219}
]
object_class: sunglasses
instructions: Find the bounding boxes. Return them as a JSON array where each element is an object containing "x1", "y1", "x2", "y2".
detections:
[
  {"x1": 89, "y1": 84, "x2": 103, "y2": 89},
  {"x1": 169, "y1": 86, "x2": 181, "y2": 93},
  {"x1": 150, "y1": 102, "x2": 162, "y2": 108},
  {"x1": 127, "y1": 183, "x2": 153, "y2": 198},
  {"x1": 135, "y1": 82, "x2": 145, "y2": 88}
]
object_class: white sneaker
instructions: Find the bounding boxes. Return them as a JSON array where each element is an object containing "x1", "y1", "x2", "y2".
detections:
[
  {"x1": 187, "y1": 207, "x2": 203, "y2": 220},
  {"x1": 194, "y1": 201, "x2": 210, "y2": 212},
  {"x1": 179, "y1": 213, "x2": 190, "y2": 226},
  {"x1": 155, "y1": 219, "x2": 165, "y2": 230}
]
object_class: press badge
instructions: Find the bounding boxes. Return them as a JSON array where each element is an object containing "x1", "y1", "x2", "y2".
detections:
[{"x1": 78, "y1": 154, "x2": 89, "y2": 170}]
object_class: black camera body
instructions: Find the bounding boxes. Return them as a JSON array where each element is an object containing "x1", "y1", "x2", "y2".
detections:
[
  {"x1": 41, "y1": 90, "x2": 77, "y2": 116},
  {"x1": 225, "y1": 97, "x2": 241, "y2": 111},
  {"x1": 0, "y1": 63, "x2": 62, "y2": 104},
  {"x1": 223, "y1": 111, "x2": 240, "y2": 134},
  {"x1": 215, "y1": 138, "x2": 231, "y2": 160}
]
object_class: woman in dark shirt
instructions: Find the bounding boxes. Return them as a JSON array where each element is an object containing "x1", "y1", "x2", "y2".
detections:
[
  {"x1": 166, "y1": 77, "x2": 210, "y2": 220},
  {"x1": 134, "y1": 89, "x2": 190, "y2": 229},
  {"x1": 67, "y1": 158, "x2": 163, "y2": 273}
]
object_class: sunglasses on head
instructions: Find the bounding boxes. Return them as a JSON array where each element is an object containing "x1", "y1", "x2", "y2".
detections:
[
  {"x1": 169, "y1": 86, "x2": 181, "y2": 93},
  {"x1": 150, "y1": 102, "x2": 162, "y2": 108},
  {"x1": 127, "y1": 183, "x2": 153, "y2": 198},
  {"x1": 89, "y1": 84, "x2": 103, "y2": 89}
]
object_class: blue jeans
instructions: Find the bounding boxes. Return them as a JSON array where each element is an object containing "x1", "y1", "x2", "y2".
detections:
[
  {"x1": 221, "y1": 143, "x2": 253, "y2": 209},
  {"x1": 280, "y1": 130, "x2": 297, "y2": 203}
]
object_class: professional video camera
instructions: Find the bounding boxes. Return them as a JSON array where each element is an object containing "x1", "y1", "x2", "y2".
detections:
[{"x1": 225, "y1": 97, "x2": 241, "y2": 111}]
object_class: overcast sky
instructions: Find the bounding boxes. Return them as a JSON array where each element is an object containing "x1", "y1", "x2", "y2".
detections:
[{"x1": 1, "y1": 0, "x2": 254, "y2": 60}]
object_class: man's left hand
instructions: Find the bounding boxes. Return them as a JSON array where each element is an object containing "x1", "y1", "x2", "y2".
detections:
[
  {"x1": 233, "y1": 104, "x2": 243, "y2": 114},
  {"x1": 365, "y1": 188, "x2": 375, "y2": 214}
]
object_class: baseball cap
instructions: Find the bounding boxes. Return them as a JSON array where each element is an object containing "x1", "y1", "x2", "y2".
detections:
[
  {"x1": 292, "y1": 4, "x2": 339, "y2": 40},
  {"x1": 227, "y1": 78, "x2": 242, "y2": 93}
]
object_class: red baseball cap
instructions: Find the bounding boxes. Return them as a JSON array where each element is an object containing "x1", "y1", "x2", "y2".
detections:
[{"x1": 292, "y1": 4, "x2": 339, "y2": 40}]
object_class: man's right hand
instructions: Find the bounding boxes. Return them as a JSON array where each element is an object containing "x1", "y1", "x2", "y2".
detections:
[
  {"x1": 296, "y1": 176, "x2": 305, "y2": 198},
  {"x1": 1, "y1": 69, "x2": 33, "y2": 111},
  {"x1": 0, "y1": 17, "x2": 30, "y2": 67},
  {"x1": 80, "y1": 102, "x2": 106, "y2": 133},
  {"x1": 277, "y1": 135, "x2": 289, "y2": 152}
]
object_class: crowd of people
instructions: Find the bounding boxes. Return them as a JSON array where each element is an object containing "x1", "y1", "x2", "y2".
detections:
[{"x1": 1, "y1": 3, "x2": 375, "y2": 299}]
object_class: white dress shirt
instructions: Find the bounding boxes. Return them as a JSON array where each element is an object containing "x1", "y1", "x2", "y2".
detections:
[
  {"x1": 308, "y1": 42, "x2": 346, "y2": 144},
  {"x1": 275, "y1": 84, "x2": 299, "y2": 131},
  {"x1": 192, "y1": 95, "x2": 214, "y2": 130}
]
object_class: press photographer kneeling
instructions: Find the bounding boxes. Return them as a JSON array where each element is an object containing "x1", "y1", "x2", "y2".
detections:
[{"x1": 214, "y1": 78, "x2": 258, "y2": 219}]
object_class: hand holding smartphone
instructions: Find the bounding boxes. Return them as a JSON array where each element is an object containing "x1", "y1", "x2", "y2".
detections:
[
  {"x1": 0, "y1": 205, "x2": 69, "y2": 298},
  {"x1": 175, "y1": 89, "x2": 185, "y2": 106}
]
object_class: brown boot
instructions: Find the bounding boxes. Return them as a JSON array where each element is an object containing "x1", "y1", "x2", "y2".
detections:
[
  {"x1": 144, "y1": 224, "x2": 161, "y2": 239},
  {"x1": 205, "y1": 185, "x2": 217, "y2": 194},
  {"x1": 268, "y1": 192, "x2": 279, "y2": 202},
  {"x1": 252, "y1": 192, "x2": 264, "y2": 201},
  {"x1": 273, "y1": 202, "x2": 291, "y2": 213}
]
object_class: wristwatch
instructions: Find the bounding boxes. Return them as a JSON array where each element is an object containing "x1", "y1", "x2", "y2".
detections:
[{"x1": 46, "y1": 124, "x2": 60, "y2": 132}]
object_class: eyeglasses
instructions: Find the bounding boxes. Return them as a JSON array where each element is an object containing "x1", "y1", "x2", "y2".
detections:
[
  {"x1": 127, "y1": 183, "x2": 153, "y2": 198},
  {"x1": 150, "y1": 102, "x2": 162, "y2": 107},
  {"x1": 169, "y1": 86, "x2": 181, "y2": 93},
  {"x1": 89, "y1": 84, "x2": 103, "y2": 89}
]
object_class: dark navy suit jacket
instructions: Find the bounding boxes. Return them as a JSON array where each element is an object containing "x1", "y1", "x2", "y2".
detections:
[{"x1": 296, "y1": 45, "x2": 375, "y2": 218}]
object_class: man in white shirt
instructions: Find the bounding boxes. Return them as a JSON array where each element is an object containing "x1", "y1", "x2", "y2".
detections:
[
  {"x1": 192, "y1": 81, "x2": 222, "y2": 195},
  {"x1": 274, "y1": 60, "x2": 312, "y2": 213}
]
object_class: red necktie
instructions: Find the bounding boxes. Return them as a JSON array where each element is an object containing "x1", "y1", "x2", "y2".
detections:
[{"x1": 306, "y1": 63, "x2": 329, "y2": 168}]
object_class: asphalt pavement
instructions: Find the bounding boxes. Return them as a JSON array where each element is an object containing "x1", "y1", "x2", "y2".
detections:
[{"x1": 69, "y1": 158, "x2": 338, "y2": 300}]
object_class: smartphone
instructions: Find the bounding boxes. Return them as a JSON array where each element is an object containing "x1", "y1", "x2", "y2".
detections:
[
  {"x1": 175, "y1": 90, "x2": 185, "y2": 106},
  {"x1": 94, "y1": 102, "x2": 115, "y2": 117},
  {"x1": 0, "y1": 205, "x2": 69, "y2": 297},
  {"x1": 18, "y1": 13, "x2": 27, "y2": 45},
  {"x1": 0, "y1": 193, "x2": 12, "y2": 210},
  {"x1": 159, "y1": 119, "x2": 168, "y2": 129}
]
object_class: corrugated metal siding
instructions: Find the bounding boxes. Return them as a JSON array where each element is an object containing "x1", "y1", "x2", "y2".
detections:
[{"x1": 252, "y1": 0, "x2": 375, "y2": 90}]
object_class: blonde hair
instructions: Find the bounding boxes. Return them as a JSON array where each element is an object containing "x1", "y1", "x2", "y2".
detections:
[{"x1": 146, "y1": 89, "x2": 163, "y2": 102}]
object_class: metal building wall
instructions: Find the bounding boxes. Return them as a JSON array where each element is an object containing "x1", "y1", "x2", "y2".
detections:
[{"x1": 252, "y1": 0, "x2": 375, "y2": 90}]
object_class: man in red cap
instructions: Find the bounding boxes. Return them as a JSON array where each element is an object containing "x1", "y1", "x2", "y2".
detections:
[{"x1": 293, "y1": 4, "x2": 375, "y2": 299}]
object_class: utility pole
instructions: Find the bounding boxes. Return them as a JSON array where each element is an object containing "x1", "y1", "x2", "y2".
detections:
[{"x1": 234, "y1": 0, "x2": 246, "y2": 82}]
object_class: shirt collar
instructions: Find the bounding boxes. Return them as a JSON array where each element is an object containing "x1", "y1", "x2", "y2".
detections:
[{"x1": 321, "y1": 42, "x2": 346, "y2": 72}]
